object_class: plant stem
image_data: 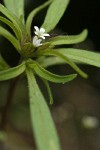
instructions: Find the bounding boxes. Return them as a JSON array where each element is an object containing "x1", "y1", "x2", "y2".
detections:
[{"x1": 0, "y1": 76, "x2": 19, "y2": 130}]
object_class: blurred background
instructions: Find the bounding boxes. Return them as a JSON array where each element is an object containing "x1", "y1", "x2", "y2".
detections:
[{"x1": 0, "y1": 0, "x2": 100, "y2": 150}]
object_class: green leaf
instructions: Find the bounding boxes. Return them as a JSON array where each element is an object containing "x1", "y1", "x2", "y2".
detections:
[
  {"x1": 39, "y1": 48, "x2": 100, "y2": 69},
  {"x1": 37, "y1": 56, "x2": 68, "y2": 68},
  {"x1": 27, "y1": 60, "x2": 77, "y2": 83},
  {"x1": 54, "y1": 48, "x2": 100, "y2": 68},
  {"x1": 42, "y1": 0, "x2": 70, "y2": 32},
  {"x1": 38, "y1": 50, "x2": 88, "y2": 78},
  {"x1": 4, "y1": 0, "x2": 25, "y2": 23},
  {"x1": 48, "y1": 29, "x2": 88, "y2": 45},
  {"x1": 0, "y1": 26, "x2": 21, "y2": 52},
  {"x1": 0, "y1": 16, "x2": 21, "y2": 39},
  {"x1": 0, "y1": 4, "x2": 23, "y2": 39},
  {"x1": 26, "y1": 68, "x2": 61, "y2": 150},
  {"x1": 42, "y1": 79, "x2": 53, "y2": 104},
  {"x1": 26, "y1": 0, "x2": 52, "y2": 36},
  {"x1": 0, "y1": 62, "x2": 25, "y2": 81},
  {"x1": 0, "y1": 54, "x2": 9, "y2": 70}
]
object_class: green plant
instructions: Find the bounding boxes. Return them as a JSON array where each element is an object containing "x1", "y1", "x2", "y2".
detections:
[{"x1": 0, "y1": 0, "x2": 100, "y2": 150}]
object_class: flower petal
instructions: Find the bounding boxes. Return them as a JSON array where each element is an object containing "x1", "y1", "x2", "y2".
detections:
[
  {"x1": 40, "y1": 28, "x2": 45, "y2": 33},
  {"x1": 34, "y1": 26, "x2": 50, "y2": 40},
  {"x1": 40, "y1": 36, "x2": 46, "y2": 39},
  {"x1": 34, "y1": 31, "x2": 38, "y2": 35},
  {"x1": 34, "y1": 26, "x2": 39, "y2": 32},
  {"x1": 33, "y1": 36, "x2": 37, "y2": 42},
  {"x1": 43, "y1": 33, "x2": 50, "y2": 37},
  {"x1": 33, "y1": 36, "x2": 42, "y2": 47}
]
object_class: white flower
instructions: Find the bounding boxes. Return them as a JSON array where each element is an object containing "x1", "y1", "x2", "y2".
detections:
[
  {"x1": 33, "y1": 36, "x2": 42, "y2": 47},
  {"x1": 34, "y1": 26, "x2": 50, "y2": 39}
]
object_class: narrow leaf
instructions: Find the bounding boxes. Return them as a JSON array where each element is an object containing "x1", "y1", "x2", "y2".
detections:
[
  {"x1": 0, "y1": 16, "x2": 21, "y2": 39},
  {"x1": 4, "y1": 0, "x2": 25, "y2": 23},
  {"x1": 38, "y1": 50, "x2": 88, "y2": 78},
  {"x1": 0, "y1": 26, "x2": 21, "y2": 51},
  {"x1": 0, "y1": 4, "x2": 23, "y2": 39},
  {"x1": 26, "y1": 68, "x2": 61, "y2": 150},
  {"x1": 42, "y1": 79, "x2": 53, "y2": 104},
  {"x1": 26, "y1": 0, "x2": 52, "y2": 35},
  {"x1": 42, "y1": 0, "x2": 70, "y2": 32},
  {"x1": 37, "y1": 56, "x2": 65, "y2": 68},
  {"x1": 27, "y1": 60, "x2": 77, "y2": 83},
  {"x1": 48, "y1": 29, "x2": 88, "y2": 45},
  {"x1": 55, "y1": 48, "x2": 100, "y2": 68},
  {"x1": 0, "y1": 62, "x2": 25, "y2": 81},
  {"x1": 0, "y1": 54, "x2": 9, "y2": 70}
]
